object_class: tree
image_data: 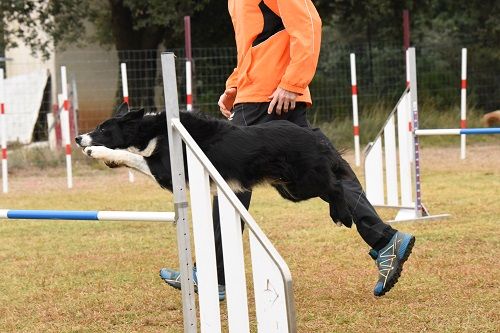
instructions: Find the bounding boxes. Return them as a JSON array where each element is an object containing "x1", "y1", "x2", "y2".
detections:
[{"x1": 1, "y1": 0, "x2": 209, "y2": 109}]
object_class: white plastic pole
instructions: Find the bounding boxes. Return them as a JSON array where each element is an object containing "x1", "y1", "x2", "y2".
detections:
[
  {"x1": 350, "y1": 53, "x2": 360, "y2": 166},
  {"x1": 71, "y1": 76, "x2": 79, "y2": 136},
  {"x1": 120, "y1": 63, "x2": 129, "y2": 104},
  {"x1": 120, "y1": 63, "x2": 135, "y2": 182},
  {"x1": 60, "y1": 66, "x2": 73, "y2": 189},
  {"x1": 460, "y1": 48, "x2": 467, "y2": 160},
  {"x1": 187, "y1": 149, "x2": 222, "y2": 332},
  {"x1": 184, "y1": 16, "x2": 193, "y2": 112},
  {"x1": 405, "y1": 49, "x2": 410, "y2": 88},
  {"x1": 186, "y1": 60, "x2": 193, "y2": 111},
  {"x1": 0, "y1": 68, "x2": 8, "y2": 193},
  {"x1": 405, "y1": 49, "x2": 413, "y2": 162},
  {"x1": 218, "y1": 190, "x2": 250, "y2": 332}
]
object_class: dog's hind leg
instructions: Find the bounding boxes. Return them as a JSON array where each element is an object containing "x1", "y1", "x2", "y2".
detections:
[
  {"x1": 321, "y1": 181, "x2": 353, "y2": 228},
  {"x1": 83, "y1": 146, "x2": 154, "y2": 178}
]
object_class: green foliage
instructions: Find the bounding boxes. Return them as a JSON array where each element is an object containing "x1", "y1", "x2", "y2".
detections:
[
  {"x1": 0, "y1": 0, "x2": 210, "y2": 58},
  {"x1": 1, "y1": 0, "x2": 90, "y2": 58}
]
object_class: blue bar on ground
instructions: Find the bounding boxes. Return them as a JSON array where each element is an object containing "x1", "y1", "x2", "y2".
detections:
[
  {"x1": 461, "y1": 128, "x2": 500, "y2": 135},
  {"x1": 7, "y1": 210, "x2": 99, "y2": 220}
]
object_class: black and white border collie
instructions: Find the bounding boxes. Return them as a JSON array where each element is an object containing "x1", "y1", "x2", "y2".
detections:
[{"x1": 75, "y1": 107, "x2": 354, "y2": 227}]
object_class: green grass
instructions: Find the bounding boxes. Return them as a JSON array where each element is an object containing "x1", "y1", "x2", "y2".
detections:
[{"x1": 0, "y1": 144, "x2": 499, "y2": 332}]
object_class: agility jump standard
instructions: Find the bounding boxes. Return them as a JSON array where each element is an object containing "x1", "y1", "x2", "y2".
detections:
[
  {"x1": 364, "y1": 47, "x2": 499, "y2": 222},
  {"x1": 161, "y1": 52, "x2": 296, "y2": 333}
]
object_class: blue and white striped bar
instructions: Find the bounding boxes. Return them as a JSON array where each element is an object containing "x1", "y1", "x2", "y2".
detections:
[
  {"x1": 0, "y1": 209, "x2": 175, "y2": 222},
  {"x1": 415, "y1": 128, "x2": 500, "y2": 136}
]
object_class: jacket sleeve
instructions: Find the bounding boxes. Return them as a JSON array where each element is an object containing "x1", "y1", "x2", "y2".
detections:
[
  {"x1": 276, "y1": 0, "x2": 322, "y2": 95},
  {"x1": 226, "y1": 67, "x2": 239, "y2": 90}
]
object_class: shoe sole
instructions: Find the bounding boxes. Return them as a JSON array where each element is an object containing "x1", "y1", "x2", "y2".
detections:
[
  {"x1": 159, "y1": 275, "x2": 197, "y2": 293},
  {"x1": 375, "y1": 235, "x2": 415, "y2": 297},
  {"x1": 160, "y1": 274, "x2": 226, "y2": 301}
]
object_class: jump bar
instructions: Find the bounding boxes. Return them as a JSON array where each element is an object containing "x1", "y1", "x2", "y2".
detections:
[
  {"x1": 415, "y1": 128, "x2": 500, "y2": 136},
  {"x1": 0, "y1": 209, "x2": 175, "y2": 222}
]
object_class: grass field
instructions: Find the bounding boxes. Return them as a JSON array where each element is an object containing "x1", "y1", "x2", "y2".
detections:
[{"x1": 0, "y1": 143, "x2": 499, "y2": 332}]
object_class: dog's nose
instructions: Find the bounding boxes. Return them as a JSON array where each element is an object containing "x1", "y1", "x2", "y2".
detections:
[{"x1": 75, "y1": 136, "x2": 82, "y2": 145}]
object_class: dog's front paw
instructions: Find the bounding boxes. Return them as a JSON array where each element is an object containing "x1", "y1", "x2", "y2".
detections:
[
  {"x1": 83, "y1": 146, "x2": 111, "y2": 160},
  {"x1": 83, "y1": 146, "x2": 92, "y2": 157}
]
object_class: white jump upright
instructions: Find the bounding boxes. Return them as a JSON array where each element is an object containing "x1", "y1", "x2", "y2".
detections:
[
  {"x1": 405, "y1": 49, "x2": 410, "y2": 88},
  {"x1": 161, "y1": 52, "x2": 296, "y2": 333},
  {"x1": 0, "y1": 68, "x2": 7, "y2": 193},
  {"x1": 162, "y1": 52, "x2": 198, "y2": 333},
  {"x1": 120, "y1": 62, "x2": 135, "y2": 183},
  {"x1": 364, "y1": 48, "x2": 449, "y2": 222},
  {"x1": 60, "y1": 66, "x2": 73, "y2": 189},
  {"x1": 460, "y1": 48, "x2": 467, "y2": 159},
  {"x1": 365, "y1": 47, "x2": 499, "y2": 222},
  {"x1": 350, "y1": 53, "x2": 361, "y2": 166},
  {"x1": 404, "y1": 49, "x2": 413, "y2": 161}
]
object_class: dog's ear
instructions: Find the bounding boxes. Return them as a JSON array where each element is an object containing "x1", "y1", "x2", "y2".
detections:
[
  {"x1": 115, "y1": 102, "x2": 130, "y2": 117},
  {"x1": 120, "y1": 108, "x2": 145, "y2": 121}
]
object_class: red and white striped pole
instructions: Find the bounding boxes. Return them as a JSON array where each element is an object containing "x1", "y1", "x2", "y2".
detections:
[
  {"x1": 120, "y1": 63, "x2": 130, "y2": 105},
  {"x1": 350, "y1": 53, "x2": 360, "y2": 167},
  {"x1": 184, "y1": 16, "x2": 193, "y2": 111},
  {"x1": 460, "y1": 48, "x2": 467, "y2": 160},
  {"x1": 0, "y1": 68, "x2": 8, "y2": 193},
  {"x1": 60, "y1": 66, "x2": 73, "y2": 189},
  {"x1": 120, "y1": 63, "x2": 135, "y2": 183}
]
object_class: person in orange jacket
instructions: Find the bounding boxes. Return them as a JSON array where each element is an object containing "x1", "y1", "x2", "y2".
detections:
[{"x1": 161, "y1": 0, "x2": 415, "y2": 299}]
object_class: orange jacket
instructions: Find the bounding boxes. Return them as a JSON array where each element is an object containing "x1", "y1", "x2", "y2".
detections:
[{"x1": 226, "y1": 0, "x2": 322, "y2": 105}]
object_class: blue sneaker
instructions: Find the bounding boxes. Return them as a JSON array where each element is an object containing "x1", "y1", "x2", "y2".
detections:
[
  {"x1": 371, "y1": 231, "x2": 415, "y2": 296},
  {"x1": 159, "y1": 267, "x2": 226, "y2": 301}
]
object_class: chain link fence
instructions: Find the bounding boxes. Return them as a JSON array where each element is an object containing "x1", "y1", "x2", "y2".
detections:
[{"x1": 2, "y1": 43, "x2": 498, "y2": 142}]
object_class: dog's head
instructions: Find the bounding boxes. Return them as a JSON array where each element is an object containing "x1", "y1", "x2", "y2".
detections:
[{"x1": 75, "y1": 106, "x2": 145, "y2": 149}]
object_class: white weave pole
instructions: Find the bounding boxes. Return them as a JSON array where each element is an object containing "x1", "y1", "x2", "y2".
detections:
[
  {"x1": 0, "y1": 68, "x2": 8, "y2": 193},
  {"x1": 60, "y1": 66, "x2": 73, "y2": 189},
  {"x1": 184, "y1": 16, "x2": 193, "y2": 112},
  {"x1": 350, "y1": 53, "x2": 361, "y2": 166},
  {"x1": 460, "y1": 48, "x2": 467, "y2": 160},
  {"x1": 120, "y1": 63, "x2": 135, "y2": 182},
  {"x1": 185, "y1": 60, "x2": 193, "y2": 111}
]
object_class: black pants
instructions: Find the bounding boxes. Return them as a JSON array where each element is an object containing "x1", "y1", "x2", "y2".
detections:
[{"x1": 212, "y1": 102, "x2": 397, "y2": 285}]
